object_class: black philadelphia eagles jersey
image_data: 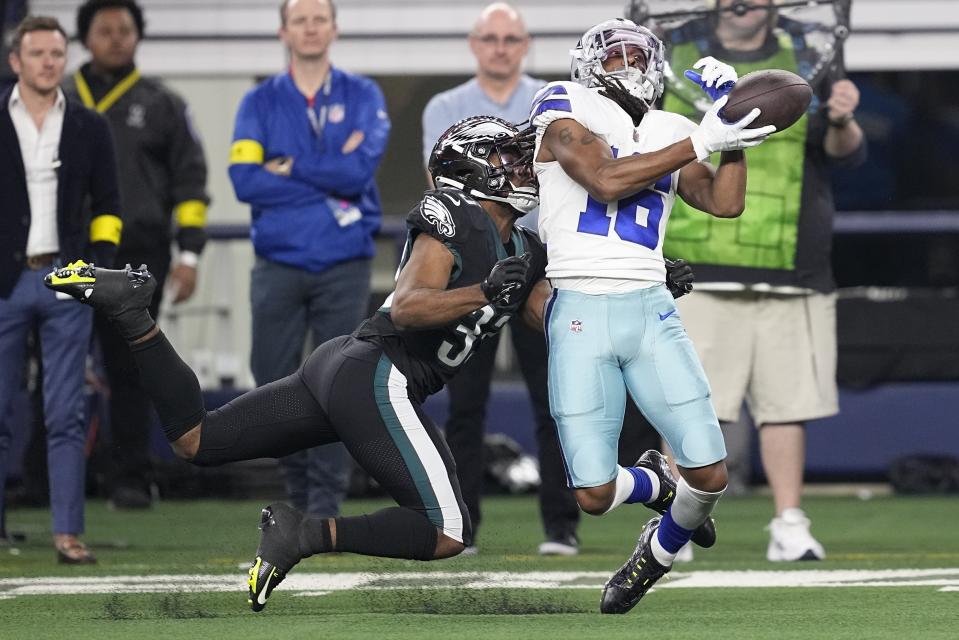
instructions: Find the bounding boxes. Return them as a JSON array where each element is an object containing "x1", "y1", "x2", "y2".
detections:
[{"x1": 354, "y1": 187, "x2": 547, "y2": 402}]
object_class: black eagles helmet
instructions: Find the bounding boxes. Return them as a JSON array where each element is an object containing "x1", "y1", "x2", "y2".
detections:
[{"x1": 427, "y1": 115, "x2": 539, "y2": 216}]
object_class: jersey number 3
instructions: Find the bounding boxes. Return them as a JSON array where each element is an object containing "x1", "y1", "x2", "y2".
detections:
[
  {"x1": 437, "y1": 305, "x2": 510, "y2": 367},
  {"x1": 577, "y1": 150, "x2": 672, "y2": 249}
]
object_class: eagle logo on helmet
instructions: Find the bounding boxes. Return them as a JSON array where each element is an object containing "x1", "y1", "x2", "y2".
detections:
[{"x1": 420, "y1": 195, "x2": 456, "y2": 238}]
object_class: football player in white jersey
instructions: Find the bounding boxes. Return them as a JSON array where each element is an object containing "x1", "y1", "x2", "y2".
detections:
[{"x1": 528, "y1": 18, "x2": 774, "y2": 613}]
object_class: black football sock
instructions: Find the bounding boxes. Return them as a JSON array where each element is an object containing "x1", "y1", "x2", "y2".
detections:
[
  {"x1": 129, "y1": 330, "x2": 205, "y2": 442},
  {"x1": 298, "y1": 515, "x2": 333, "y2": 558},
  {"x1": 113, "y1": 308, "x2": 156, "y2": 343},
  {"x1": 333, "y1": 507, "x2": 438, "y2": 561}
]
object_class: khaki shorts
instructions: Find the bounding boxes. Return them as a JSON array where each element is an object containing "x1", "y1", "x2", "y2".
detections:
[{"x1": 676, "y1": 290, "x2": 838, "y2": 425}]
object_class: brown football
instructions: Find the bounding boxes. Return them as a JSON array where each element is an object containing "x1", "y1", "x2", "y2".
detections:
[{"x1": 720, "y1": 69, "x2": 813, "y2": 131}]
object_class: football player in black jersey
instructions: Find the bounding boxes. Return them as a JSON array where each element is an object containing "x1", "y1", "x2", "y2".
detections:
[
  {"x1": 43, "y1": 115, "x2": 554, "y2": 611},
  {"x1": 46, "y1": 114, "x2": 696, "y2": 612}
]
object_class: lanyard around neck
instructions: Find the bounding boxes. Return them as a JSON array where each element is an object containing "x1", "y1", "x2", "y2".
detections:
[
  {"x1": 74, "y1": 68, "x2": 141, "y2": 113},
  {"x1": 300, "y1": 71, "x2": 333, "y2": 140}
]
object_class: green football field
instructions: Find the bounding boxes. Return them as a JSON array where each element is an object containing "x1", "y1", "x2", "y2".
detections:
[{"x1": 3, "y1": 494, "x2": 958, "y2": 639}]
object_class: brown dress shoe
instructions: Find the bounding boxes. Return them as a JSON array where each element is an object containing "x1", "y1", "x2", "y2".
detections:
[{"x1": 55, "y1": 535, "x2": 97, "y2": 565}]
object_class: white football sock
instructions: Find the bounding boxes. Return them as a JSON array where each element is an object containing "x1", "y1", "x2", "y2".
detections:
[
  {"x1": 670, "y1": 478, "x2": 725, "y2": 529},
  {"x1": 651, "y1": 527, "x2": 677, "y2": 566},
  {"x1": 604, "y1": 466, "x2": 635, "y2": 514}
]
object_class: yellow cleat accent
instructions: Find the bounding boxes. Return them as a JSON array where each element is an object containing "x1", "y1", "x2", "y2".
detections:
[
  {"x1": 248, "y1": 557, "x2": 262, "y2": 594},
  {"x1": 46, "y1": 260, "x2": 96, "y2": 286}
]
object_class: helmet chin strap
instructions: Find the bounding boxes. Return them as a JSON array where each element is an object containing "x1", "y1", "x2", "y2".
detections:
[
  {"x1": 501, "y1": 173, "x2": 539, "y2": 215},
  {"x1": 473, "y1": 187, "x2": 539, "y2": 216},
  {"x1": 506, "y1": 188, "x2": 539, "y2": 215}
]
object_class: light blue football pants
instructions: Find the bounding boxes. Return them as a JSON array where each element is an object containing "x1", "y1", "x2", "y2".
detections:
[{"x1": 544, "y1": 284, "x2": 727, "y2": 488}]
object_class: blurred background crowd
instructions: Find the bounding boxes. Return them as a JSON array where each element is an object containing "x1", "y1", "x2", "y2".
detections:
[{"x1": 1, "y1": 0, "x2": 957, "y2": 564}]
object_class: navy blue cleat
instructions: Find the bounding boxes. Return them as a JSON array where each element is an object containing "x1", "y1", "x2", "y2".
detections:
[
  {"x1": 600, "y1": 516, "x2": 671, "y2": 614},
  {"x1": 248, "y1": 504, "x2": 304, "y2": 612},
  {"x1": 635, "y1": 450, "x2": 716, "y2": 548}
]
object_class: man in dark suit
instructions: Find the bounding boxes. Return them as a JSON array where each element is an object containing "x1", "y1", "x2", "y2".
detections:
[{"x1": 0, "y1": 15, "x2": 120, "y2": 564}]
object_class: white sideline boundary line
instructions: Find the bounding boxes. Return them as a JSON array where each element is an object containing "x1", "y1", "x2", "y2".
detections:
[{"x1": 2, "y1": 569, "x2": 959, "y2": 599}]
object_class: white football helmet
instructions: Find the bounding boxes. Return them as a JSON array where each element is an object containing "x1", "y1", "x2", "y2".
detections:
[{"x1": 570, "y1": 18, "x2": 665, "y2": 109}]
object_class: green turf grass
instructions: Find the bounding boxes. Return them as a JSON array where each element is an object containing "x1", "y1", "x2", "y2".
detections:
[{"x1": 3, "y1": 494, "x2": 959, "y2": 638}]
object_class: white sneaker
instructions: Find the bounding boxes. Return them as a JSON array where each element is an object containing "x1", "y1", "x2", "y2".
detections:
[
  {"x1": 673, "y1": 542, "x2": 694, "y2": 563},
  {"x1": 538, "y1": 534, "x2": 579, "y2": 556},
  {"x1": 460, "y1": 545, "x2": 479, "y2": 556},
  {"x1": 766, "y1": 508, "x2": 825, "y2": 561}
]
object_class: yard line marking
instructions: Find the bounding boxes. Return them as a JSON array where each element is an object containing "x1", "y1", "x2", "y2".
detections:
[{"x1": 1, "y1": 569, "x2": 959, "y2": 599}]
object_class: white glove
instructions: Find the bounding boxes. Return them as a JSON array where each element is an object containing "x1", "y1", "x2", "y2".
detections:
[
  {"x1": 693, "y1": 56, "x2": 738, "y2": 90},
  {"x1": 688, "y1": 95, "x2": 777, "y2": 162}
]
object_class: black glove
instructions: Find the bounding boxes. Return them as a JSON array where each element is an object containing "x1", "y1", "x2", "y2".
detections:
[
  {"x1": 481, "y1": 253, "x2": 531, "y2": 308},
  {"x1": 665, "y1": 258, "x2": 694, "y2": 299}
]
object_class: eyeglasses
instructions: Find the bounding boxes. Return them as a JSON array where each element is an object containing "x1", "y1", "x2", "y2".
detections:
[{"x1": 473, "y1": 34, "x2": 528, "y2": 47}]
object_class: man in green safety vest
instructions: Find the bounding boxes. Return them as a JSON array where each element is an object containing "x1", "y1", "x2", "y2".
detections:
[{"x1": 658, "y1": 0, "x2": 866, "y2": 562}]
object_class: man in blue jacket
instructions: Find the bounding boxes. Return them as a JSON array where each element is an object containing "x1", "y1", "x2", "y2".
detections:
[
  {"x1": 228, "y1": 0, "x2": 390, "y2": 519},
  {"x1": 0, "y1": 15, "x2": 120, "y2": 564}
]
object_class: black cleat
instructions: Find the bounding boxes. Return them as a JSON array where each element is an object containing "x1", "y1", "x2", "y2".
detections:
[
  {"x1": 601, "y1": 516, "x2": 670, "y2": 614},
  {"x1": 635, "y1": 450, "x2": 677, "y2": 513},
  {"x1": 45, "y1": 261, "x2": 157, "y2": 340},
  {"x1": 45, "y1": 261, "x2": 155, "y2": 312},
  {"x1": 635, "y1": 450, "x2": 717, "y2": 549},
  {"x1": 247, "y1": 504, "x2": 304, "y2": 612},
  {"x1": 44, "y1": 260, "x2": 98, "y2": 300}
]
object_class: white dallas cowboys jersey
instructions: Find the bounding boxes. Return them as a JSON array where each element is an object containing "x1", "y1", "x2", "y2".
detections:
[{"x1": 531, "y1": 81, "x2": 697, "y2": 289}]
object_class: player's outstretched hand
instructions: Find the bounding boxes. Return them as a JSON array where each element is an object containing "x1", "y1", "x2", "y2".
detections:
[
  {"x1": 689, "y1": 95, "x2": 776, "y2": 161},
  {"x1": 665, "y1": 258, "x2": 694, "y2": 299},
  {"x1": 684, "y1": 56, "x2": 737, "y2": 101},
  {"x1": 481, "y1": 253, "x2": 530, "y2": 308}
]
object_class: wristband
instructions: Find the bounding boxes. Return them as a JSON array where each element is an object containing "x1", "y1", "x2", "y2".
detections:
[
  {"x1": 177, "y1": 251, "x2": 200, "y2": 268},
  {"x1": 827, "y1": 113, "x2": 854, "y2": 128}
]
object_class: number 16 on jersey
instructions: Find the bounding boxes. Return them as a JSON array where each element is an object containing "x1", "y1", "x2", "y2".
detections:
[{"x1": 576, "y1": 148, "x2": 673, "y2": 250}]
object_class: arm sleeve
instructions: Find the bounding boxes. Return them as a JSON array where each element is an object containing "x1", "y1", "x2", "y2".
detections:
[
  {"x1": 289, "y1": 79, "x2": 391, "y2": 197},
  {"x1": 166, "y1": 92, "x2": 210, "y2": 255},
  {"x1": 827, "y1": 133, "x2": 868, "y2": 169},
  {"x1": 228, "y1": 88, "x2": 324, "y2": 207},
  {"x1": 87, "y1": 114, "x2": 121, "y2": 268}
]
